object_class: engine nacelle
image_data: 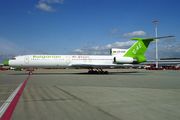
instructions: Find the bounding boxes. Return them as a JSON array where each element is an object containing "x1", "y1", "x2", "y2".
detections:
[{"x1": 113, "y1": 57, "x2": 137, "y2": 64}]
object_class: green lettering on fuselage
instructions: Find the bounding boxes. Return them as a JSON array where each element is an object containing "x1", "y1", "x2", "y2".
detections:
[{"x1": 33, "y1": 55, "x2": 61, "y2": 59}]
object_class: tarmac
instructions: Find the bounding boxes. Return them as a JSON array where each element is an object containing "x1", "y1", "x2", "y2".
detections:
[{"x1": 0, "y1": 69, "x2": 180, "y2": 120}]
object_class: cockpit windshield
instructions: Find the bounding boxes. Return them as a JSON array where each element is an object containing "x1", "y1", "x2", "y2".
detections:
[{"x1": 11, "y1": 58, "x2": 16, "y2": 60}]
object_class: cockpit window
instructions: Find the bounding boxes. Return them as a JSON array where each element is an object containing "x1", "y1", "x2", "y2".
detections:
[{"x1": 11, "y1": 58, "x2": 16, "y2": 60}]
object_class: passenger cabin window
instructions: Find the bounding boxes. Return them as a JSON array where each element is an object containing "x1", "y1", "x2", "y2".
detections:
[{"x1": 11, "y1": 58, "x2": 16, "y2": 60}]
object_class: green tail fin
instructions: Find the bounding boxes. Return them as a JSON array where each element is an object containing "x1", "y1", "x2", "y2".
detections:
[
  {"x1": 123, "y1": 36, "x2": 174, "y2": 63},
  {"x1": 123, "y1": 38, "x2": 155, "y2": 63}
]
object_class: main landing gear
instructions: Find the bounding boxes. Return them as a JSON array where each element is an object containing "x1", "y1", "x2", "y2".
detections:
[{"x1": 88, "y1": 68, "x2": 109, "y2": 74}]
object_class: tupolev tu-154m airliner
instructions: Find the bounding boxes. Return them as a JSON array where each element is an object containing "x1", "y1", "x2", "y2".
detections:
[{"x1": 4, "y1": 36, "x2": 174, "y2": 74}]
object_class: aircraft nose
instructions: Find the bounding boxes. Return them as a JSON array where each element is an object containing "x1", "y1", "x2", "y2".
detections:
[{"x1": 4, "y1": 61, "x2": 9, "y2": 66}]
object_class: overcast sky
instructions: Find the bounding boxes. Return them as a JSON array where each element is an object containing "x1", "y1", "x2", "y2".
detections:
[{"x1": 0, "y1": 0, "x2": 180, "y2": 63}]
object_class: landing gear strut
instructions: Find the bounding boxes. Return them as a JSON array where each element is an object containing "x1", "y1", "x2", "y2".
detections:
[{"x1": 88, "y1": 68, "x2": 108, "y2": 74}]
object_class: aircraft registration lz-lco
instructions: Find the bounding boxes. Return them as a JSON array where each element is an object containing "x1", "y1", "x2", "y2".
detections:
[{"x1": 4, "y1": 36, "x2": 174, "y2": 74}]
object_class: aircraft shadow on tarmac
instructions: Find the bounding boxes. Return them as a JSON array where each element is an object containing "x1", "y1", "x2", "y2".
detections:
[{"x1": 11, "y1": 71, "x2": 140, "y2": 75}]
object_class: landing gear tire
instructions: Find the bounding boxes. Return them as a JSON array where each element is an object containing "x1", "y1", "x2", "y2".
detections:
[
  {"x1": 104, "y1": 71, "x2": 108, "y2": 74},
  {"x1": 88, "y1": 69, "x2": 108, "y2": 74},
  {"x1": 100, "y1": 71, "x2": 104, "y2": 74},
  {"x1": 29, "y1": 72, "x2": 33, "y2": 75}
]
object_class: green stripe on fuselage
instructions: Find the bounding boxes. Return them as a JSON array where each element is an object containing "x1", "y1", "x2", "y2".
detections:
[{"x1": 33, "y1": 55, "x2": 61, "y2": 59}]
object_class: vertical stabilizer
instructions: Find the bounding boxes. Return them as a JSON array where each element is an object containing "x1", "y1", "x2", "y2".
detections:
[{"x1": 123, "y1": 36, "x2": 174, "y2": 63}]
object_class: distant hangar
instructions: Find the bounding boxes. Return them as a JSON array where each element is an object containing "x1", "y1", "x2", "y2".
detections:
[{"x1": 140, "y1": 58, "x2": 180, "y2": 66}]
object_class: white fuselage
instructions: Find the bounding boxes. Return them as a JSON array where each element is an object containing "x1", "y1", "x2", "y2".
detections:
[{"x1": 9, "y1": 55, "x2": 115, "y2": 68}]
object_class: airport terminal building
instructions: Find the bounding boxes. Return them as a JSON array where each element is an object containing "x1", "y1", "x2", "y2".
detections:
[{"x1": 140, "y1": 58, "x2": 180, "y2": 67}]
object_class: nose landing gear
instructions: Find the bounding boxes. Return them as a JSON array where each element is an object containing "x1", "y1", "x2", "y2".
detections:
[
  {"x1": 28, "y1": 68, "x2": 34, "y2": 75},
  {"x1": 29, "y1": 71, "x2": 33, "y2": 75}
]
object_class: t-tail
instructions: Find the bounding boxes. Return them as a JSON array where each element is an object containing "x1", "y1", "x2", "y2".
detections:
[{"x1": 113, "y1": 36, "x2": 174, "y2": 64}]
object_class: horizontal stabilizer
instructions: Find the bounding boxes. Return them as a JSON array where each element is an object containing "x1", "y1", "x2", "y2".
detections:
[{"x1": 131, "y1": 35, "x2": 174, "y2": 41}]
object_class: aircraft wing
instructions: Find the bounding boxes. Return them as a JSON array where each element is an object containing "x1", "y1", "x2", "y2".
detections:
[{"x1": 69, "y1": 63, "x2": 134, "y2": 68}]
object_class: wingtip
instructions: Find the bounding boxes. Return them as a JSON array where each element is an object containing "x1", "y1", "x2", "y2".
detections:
[{"x1": 169, "y1": 35, "x2": 175, "y2": 37}]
